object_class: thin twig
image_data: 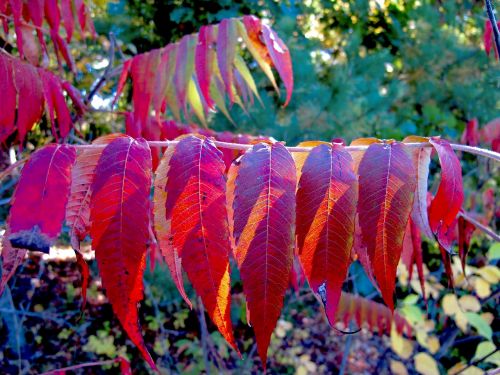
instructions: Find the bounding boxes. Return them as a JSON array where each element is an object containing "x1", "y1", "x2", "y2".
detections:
[
  {"x1": 85, "y1": 33, "x2": 118, "y2": 105},
  {"x1": 455, "y1": 348, "x2": 499, "y2": 375},
  {"x1": 0, "y1": 13, "x2": 50, "y2": 35},
  {"x1": 459, "y1": 211, "x2": 500, "y2": 241},
  {"x1": 0, "y1": 158, "x2": 26, "y2": 183},
  {"x1": 339, "y1": 321, "x2": 355, "y2": 375},
  {"x1": 0, "y1": 308, "x2": 77, "y2": 329},
  {"x1": 197, "y1": 297, "x2": 212, "y2": 375},
  {"x1": 39, "y1": 359, "x2": 119, "y2": 375},
  {"x1": 485, "y1": 0, "x2": 500, "y2": 57}
]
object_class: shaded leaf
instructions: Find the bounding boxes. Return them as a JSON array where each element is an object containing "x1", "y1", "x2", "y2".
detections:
[
  {"x1": 9, "y1": 144, "x2": 76, "y2": 253},
  {"x1": 230, "y1": 142, "x2": 296, "y2": 367},
  {"x1": 165, "y1": 135, "x2": 237, "y2": 351},
  {"x1": 296, "y1": 143, "x2": 357, "y2": 323},
  {"x1": 90, "y1": 136, "x2": 156, "y2": 370},
  {"x1": 357, "y1": 142, "x2": 416, "y2": 310},
  {"x1": 428, "y1": 138, "x2": 464, "y2": 252}
]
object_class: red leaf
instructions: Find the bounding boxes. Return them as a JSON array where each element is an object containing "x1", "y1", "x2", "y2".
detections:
[
  {"x1": 262, "y1": 25, "x2": 293, "y2": 107},
  {"x1": 12, "y1": 60, "x2": 45, "y2": 144},
  {"x1": 240, "y1": 16, "x2": 278, "y2": 93},
  {"x1": 0, "y1": 228, "x2": 27, "y2": 297},
  {"x1": 90, "y1": 136, "x2": 156, "y2": 370},
  {"x1": 174, "y1": 35, "x2": 196, "y2": 114},
  {"x1": 118, "y1": 356, "x2": 132, "y2": 375},
  {"x1": 484, "y1": 20, "x2": 500, "y2": 58},
  {"x1": 38, "y1": 69, "x2": 73, "y2": 139},
  {"x1": 479, "y1": 118, "x2": 500, "y2": 151},
  {"x1": 401, "y1": 219, "x2": 426, "y2": 299},
  {"x1": 26, "y1": 0, "x2": 48, "y2": 54},
  {"x1": 408, "y1": 143, "x2": 434, "y2": 239},
  {"x1": 195, "y1": 25, "x2": 216, "y2": 110},
  {"x1": 460, "y1": 118, "x2": 479, "y2": 147},
  {"x1": 53, "y1": 32, "x2": 75, "y2": 71},
  {"x1": 152, "y1": 46, "x2": 174, "y2": 119},
  {"x1": 44, "y1": 0, "x2": 61, "y2": 34},
  {"x1": 229, "y1": 142, "x2": 296, "y2": 367},
  {"x1": 458, "y1": 214, "x2": 476, "y2": 273},
  {"x1": 217, "y1": 18, "x2": 238, "y2": 104},
  {"x1": 113, "y1": 58, "x2": 132, "y2": 107},
  {"x1": 153, "y1": 141, "x2": 192, "y2": 309},
  {"x1": 9, "y1": 144, "x2": 76, "y2": 253},
  {"x1": 66, "y1": 134, "x2": 126, "y2": 250},
  {"x1": 9, "y1": 0, "x2": 24, "y2": 58},
  {"x1": 165, "y1": 135, "x2": 238, "y2": 351},
  {"x1": 130, "y1": 50, "x2": 161, "y2": 134},
  {"x1": 60, "y1": 0, "x2": 74, "y2": 43},
  {"x1": 296, "y1": 144, "x2": 357, "y2": 323},
  {"x1": 74, "y1": 249, "x2": 89, "y2": 311},
  {"x1": 357, "y1": 142, "x2": 416, "y2": 310},
  {"x1": 428, "y1": 138, "x2": 464, "y2": 252},
  {"x1": 0, "y1": 54, "x2": 17, "y2": 143},
  {"x1": 336, "y1": 293, "x2": 411, "y2": 337}
]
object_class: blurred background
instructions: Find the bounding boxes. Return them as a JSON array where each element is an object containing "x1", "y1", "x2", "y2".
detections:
[{"x1": 0, "y1": 0, "x2": 499, "y2": 374}]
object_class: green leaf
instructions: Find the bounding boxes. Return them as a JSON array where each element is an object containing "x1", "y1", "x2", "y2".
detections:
[
  {"x1": 473, "y1": 341, "x2": 500, "y2": 366},
  {"x1": 487, "y1": 243, "x2": 500, "y2": 261},
  {"x1": 464, "y1": 313, "x2": 493, "y2": 340}
]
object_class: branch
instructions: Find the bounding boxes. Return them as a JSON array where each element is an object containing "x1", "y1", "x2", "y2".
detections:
[
  {"x1": 72, "y1": 140, "x2": 500, "y2": 162},
  {"x1": 0, "y1": 13, "x2": 50, "y2": 35},
  {"x1": 84, "y1": 33, "x2": 119, "y2": 105},
  {"x1": 485, "y1": 0, "x2": 500, "y2": 57},
  {"x1": 459, "y1": 211, "x2": 500, "y2": 242}
]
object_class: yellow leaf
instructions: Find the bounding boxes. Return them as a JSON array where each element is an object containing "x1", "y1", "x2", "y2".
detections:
[
  {"x1": 455, "y1": 310, "x2": 469, "y2": 332},
  {"x1": 414, "y1": 352, "x2": 439, "y2": 375},
  {"x1": 442, "y1": 294, "x2": 459, "y2": 316},
  {"x1": 391, "y1": 327, "x2": 414, "y2": 359},
  {"x1": 473, "y1": 277, "x2": 491, "y2": 298},
  {"x1": 427, "y1": 336, "x2": 440, "y2": 354},
  {"x1": 390, "y1": 360, "x2": 408, "y2": 375},
  {"x1": 475, "y1": 266, "x2": 500, "y2": 284},
  {"x1": 458, "y1": 295, "x2": 481, "y2": 313}
]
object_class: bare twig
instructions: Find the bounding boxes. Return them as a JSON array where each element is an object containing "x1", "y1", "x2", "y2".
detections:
[
  {"x1": 39, "y1": 359, "x2": 120, "y2": 375},
  {"x1": 197, "y1": 297, "x2": 212, "y2": 375},
  {"x1": 455, "y1": 348, "x2": 499, "y2": 375},
  {"x1": 339, "y1": 321, "x2": 355, "y2": 375},
  {"x1": 459, "y1": 211, "x2": 500, "y2": 241},
  {"x1": 485, "y1": 0, "x2": 500, "y2": 57},
  {"x1": 85, "y1": 33, "x2": 119, "y2": 105},
  {"x1": 0, "y1": 158, "x2": 26, "y2": 183}
]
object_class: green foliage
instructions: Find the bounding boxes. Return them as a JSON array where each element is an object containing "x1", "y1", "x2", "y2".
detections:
[{"x1": 93, "y1": 0, "x2": 499, "y2": 145}]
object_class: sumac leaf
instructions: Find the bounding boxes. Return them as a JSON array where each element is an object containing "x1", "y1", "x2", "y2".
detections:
[
  {"x1": 66, "y1": 134, "x2": 126, "y2": 250},
  {"x1": 428, "y1": 137, "x2": 464, "y2": 252},
  {"x1": 337, "y1": 293, "x2": 411, "y2": 337},
  {"x1": 262, "y1": 25, "x2": 293, "y2": 107},
  {"x1": 90, "y1": 136, "x2": 156, "y2": 370},
  {"x1": 0, "y1": 55, "x2": 17, "y2": 143},
  {"x1": 229, "y1": 142, "x2": 296, "y2": 366},
  {"x1": 296, "y1": 144, "x2": 357, "y2": 323},
  {"x1": 165, "y1": 135, "x2": 237, "y2": 351},
  {"x1": 9, "y1": 144, "x2": 76, "y2": 253},
  {"x1": 357, "y1": 142, "x2": 416, "y2": 310},
  {"x1": 0, "y1": 228, "x2": 27, "y2": 297},
  {"x1": 217, "y1": 18, "x2": 237, "y2": 104},
  {"x1": 153, "y1": 142, "x2": 192, "y2": 308}
]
